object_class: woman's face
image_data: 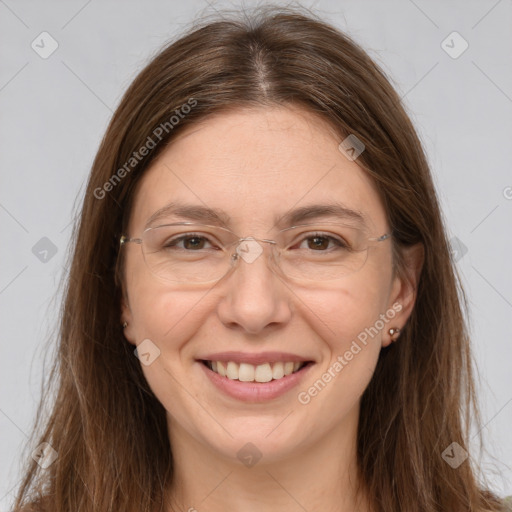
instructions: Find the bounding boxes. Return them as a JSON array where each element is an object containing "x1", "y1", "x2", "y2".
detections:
[{"x1": 121, "y1": 106, "x2": 417, "y2": 465}]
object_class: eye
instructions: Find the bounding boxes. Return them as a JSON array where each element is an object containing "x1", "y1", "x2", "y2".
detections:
[
  {"x1": 295, "y1": 232, "x2": 349, "y2": 251},
  {"x1": 163, "y1": 233, "x2": 218, "y2": 251}
]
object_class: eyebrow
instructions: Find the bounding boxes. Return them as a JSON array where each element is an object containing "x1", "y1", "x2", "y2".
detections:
[
  {"x1": 144, "y1": 200, "x2": 368, "y2": 230},
  {"x1": 145, "y1": 201, "x2": 231, "y2": 229},
  {"x1": 277, "y1": 203, "x2": 367, "y2": 229}
]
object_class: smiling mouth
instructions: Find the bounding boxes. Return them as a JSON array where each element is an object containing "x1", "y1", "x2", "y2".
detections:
[{"x1": 200, "y1": 360, "x2": 313, "y2": 383}]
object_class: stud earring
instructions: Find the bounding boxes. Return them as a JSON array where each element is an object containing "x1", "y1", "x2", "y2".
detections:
[
  {"x1": 122, "y1": 321, "x2": 128, "y2": 329},
  {"x1": 388, "y1": 327, "x2": 400, "y2": 342}
]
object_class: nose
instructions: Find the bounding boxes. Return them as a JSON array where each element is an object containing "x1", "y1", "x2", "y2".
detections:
[{"x1": 216, "y1": 238, "x2": 292, "y2": 334}]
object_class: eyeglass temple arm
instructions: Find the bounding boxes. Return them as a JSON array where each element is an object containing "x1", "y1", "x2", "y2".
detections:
[
  {"x1": 119, "y1": 235, "x2": 142, "y2": 246},
  {"x1": 371, "y1": 233, "x2": 391, "y2": 243}
]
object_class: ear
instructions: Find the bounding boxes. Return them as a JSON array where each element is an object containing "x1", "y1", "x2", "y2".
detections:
[
  {"x1": 383, "y1": 242, "x2": 424, "y2": 347},
  {"x1": 120, "y1": 292, "x2": 137, "y2": 346}
]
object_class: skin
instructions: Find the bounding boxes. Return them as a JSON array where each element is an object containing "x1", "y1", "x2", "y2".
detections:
[{"x1": 121, "y1": 105, "x2": 423, "y2": 512}]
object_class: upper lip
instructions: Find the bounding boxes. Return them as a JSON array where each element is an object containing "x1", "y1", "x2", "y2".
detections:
[{"x1": 197, "y1": 351, "x2": 314, "y2": 365}]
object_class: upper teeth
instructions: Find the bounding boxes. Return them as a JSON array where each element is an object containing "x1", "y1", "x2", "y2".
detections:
[{"x1": 208, "y1": 361, "x2": 304, "y2": 382}]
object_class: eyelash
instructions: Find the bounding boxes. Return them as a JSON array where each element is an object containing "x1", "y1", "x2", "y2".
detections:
[
  {"x1": 296, "y1": 232, "x2": 349, "y2": 250},
  {"x1": 164, "y1": 232, "x2": 349, "y2": 251}
]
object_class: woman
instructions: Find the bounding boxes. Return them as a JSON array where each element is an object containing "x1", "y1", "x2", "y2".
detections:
[{"x1": 12, "y1": 5, "x2": 510, "y2": 512}]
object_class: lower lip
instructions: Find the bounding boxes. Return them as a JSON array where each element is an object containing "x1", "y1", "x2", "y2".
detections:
[{"x1": 198, "y1": 361, "x2": 314, "y2": 402}]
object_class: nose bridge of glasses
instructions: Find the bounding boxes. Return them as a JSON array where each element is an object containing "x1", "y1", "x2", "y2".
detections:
[{"x1": 231, "y1": 235, "x2": 278, "y2": 267}]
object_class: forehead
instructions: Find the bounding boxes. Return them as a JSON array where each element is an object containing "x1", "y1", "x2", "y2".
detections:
[{"x1": 128, "y1": 106, "x2": 387, "y2": 234}]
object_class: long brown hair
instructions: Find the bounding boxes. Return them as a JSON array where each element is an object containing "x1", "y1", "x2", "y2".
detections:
[{"x1": 12, "y1": 5, "x2": 505, "y2": 511}]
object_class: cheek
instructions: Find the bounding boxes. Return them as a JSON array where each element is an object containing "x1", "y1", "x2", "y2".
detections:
[
  {"x1": 126, "y1": 283, "x2": 210, "y2": 415},
  {"x1": 296, "y1": 272, "x2": 391, "y2": 349},
  {"x1": 295, "y1": 281, "x2": 388, "y2": 417},
  {"x1": 130, "y1": 284, "x2": 206, "y2": 345},
  {"x1": 124, "y1": 249, "x2": 206, "y2": 344}
]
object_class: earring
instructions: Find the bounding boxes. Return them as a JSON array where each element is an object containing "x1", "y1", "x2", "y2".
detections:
[
  {"x1": 389, "y1": 327, "x2": 400, "y2": 342},
  {"x1": 122, "y1": 321, "x2": 128, "y2": 329}
]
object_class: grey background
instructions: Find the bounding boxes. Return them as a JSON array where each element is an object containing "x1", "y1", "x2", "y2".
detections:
[{"x1": 1, "y1": 0, "x2": 511, "y2": 508}]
